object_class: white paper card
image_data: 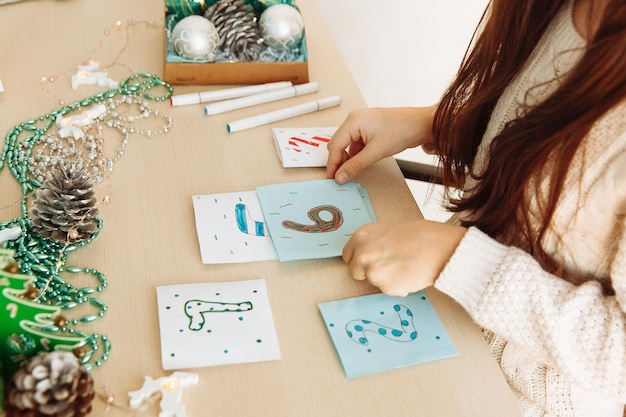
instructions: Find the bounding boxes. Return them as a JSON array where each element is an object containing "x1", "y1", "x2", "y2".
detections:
[
  {"x1": 272, "y1": 127, "x2": 336, "y2": 167},
  {"x1": 192, "y1": 191, "x2": 278, "y2": 264},
  {"x1": 156, "y1": 279, "x2": 281, "y2": 370}
]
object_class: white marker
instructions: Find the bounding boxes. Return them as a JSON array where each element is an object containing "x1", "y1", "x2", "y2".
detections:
[
  {"x1": 170, "y1": 81, "x2": 293, "y2": 106},
  {"x1": 227, "y1": 95, "x2": 342, "y2": 133},
  {"x1": 204, "y1": 82, "x2": 320, "y2": 115}
]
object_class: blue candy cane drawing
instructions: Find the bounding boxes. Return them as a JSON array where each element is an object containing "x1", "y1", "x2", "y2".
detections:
[
  {"x1": 345, "y1": 304, "x2": 417, "y2": 346},
  {"x1": 235, "y1": 203, "x2": 269, "y2": 237}
]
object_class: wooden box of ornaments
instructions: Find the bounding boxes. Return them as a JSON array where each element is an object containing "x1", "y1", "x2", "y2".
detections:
[{"x1": 164, "y1": 0, "x2": 309, "y2": 85}]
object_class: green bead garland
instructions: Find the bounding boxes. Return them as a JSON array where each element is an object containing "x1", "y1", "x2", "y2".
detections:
[{"x1": 0, "y1": 73, "x2": 173, "y2": 370}]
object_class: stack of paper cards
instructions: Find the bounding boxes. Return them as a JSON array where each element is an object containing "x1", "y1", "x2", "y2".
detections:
[
  {"x1": 256, "y1": 179, "x2": 375, "y2": 261},
  {"x1": 318, "y1": 292, "x2": 458, "y2": 378},
  {"x1": 156, "y1": 279, "x2": 281, "y2": 370},
  {"x1": 192, "y1": 179, "x2": 376, "y2": 263},
  {"x1": 272, "y1": 127, "x2": 336, "y2": 167}
]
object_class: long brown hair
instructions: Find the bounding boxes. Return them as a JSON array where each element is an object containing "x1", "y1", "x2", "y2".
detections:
[{"x1": 433, "y1": 0, "x2": 626, "y2": 271}]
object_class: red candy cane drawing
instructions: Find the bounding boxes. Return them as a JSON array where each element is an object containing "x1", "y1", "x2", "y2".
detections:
[
  {"x1": 281, "y1": 205, "x2": 343, "y2": 233},
  {"x1": 287, "y1": 135, "x2": 330, "y2": 152}
]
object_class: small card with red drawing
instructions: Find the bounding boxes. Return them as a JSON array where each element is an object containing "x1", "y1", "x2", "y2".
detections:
[{"x1": 272, "y1": 127, "x2": 336, "y2": 167}]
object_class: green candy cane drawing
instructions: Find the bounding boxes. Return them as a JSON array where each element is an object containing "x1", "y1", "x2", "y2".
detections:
[{"x1": 184, "y1": 300, "x2": 253, "y2": 331}]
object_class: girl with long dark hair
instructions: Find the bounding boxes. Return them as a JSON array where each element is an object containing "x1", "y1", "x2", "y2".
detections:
[{"x1": 326, "y1": 0, "x2": 626, "y2": 415}]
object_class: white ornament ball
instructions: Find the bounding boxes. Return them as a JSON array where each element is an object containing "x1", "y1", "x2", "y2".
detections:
[
  {"x1": 259, "y1": 4, "x2": 304, "y2": 51},
  {"x1": 171, "y1": 15, "x2": 219, "y2": 61}
]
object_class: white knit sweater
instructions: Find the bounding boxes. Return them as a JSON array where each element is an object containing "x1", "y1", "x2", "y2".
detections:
[{"x1": 434, "y1": 2, "x2": 626, "y2": 416}]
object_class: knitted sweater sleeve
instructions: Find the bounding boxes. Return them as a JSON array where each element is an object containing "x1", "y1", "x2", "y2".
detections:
[{"x1": 434, "y1": 225, "x2": 626, "y2": 400}]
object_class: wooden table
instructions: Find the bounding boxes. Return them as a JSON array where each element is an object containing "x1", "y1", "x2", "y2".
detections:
[{"x1": 0, "y1": 0, "x2": 521, "y2": 415}]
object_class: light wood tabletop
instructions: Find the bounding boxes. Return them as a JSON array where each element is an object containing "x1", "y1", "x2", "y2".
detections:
[{"x1": 0, "y1": 0, "x2": 521, "y2": 415}]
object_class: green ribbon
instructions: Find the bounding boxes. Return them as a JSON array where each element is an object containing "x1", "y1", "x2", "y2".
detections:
[
  {"x1": 248, "y1": 0, "x2": 296, "y2": 10},
  {"x1": 165, "y1": 0, "x2": 297, "y2": 16},
  {"x1": 165, "y1": 0, "x2": 208, "y2": 16}
]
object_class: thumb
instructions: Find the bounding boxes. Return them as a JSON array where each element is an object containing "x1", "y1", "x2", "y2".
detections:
[{"x1": 334, "y1": 147, "x2": 380, "y2": 184}]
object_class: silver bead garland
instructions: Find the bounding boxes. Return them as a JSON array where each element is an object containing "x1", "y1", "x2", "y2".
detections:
[{"x1": 27, "y1": 95, "x2": 173, "y2": 185}]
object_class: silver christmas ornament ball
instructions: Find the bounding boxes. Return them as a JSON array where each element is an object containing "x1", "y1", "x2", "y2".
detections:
[
  {"x1": 171, "y1": 15, "x2": 220, "y2": 61},
  {"x1": 259, "y1": 4, "x2": 304, "y2": 51}
]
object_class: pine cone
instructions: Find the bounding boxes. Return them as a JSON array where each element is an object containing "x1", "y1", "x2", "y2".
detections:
[
  {"x1": 29, "y1": 162, "x2": 98, "y2": 243},
  {"x1": 204, "y1": 0, "x2": 263, "y2": 61},
  {"x1": 5, "y1": 351, "x2": 95, "y2": 417}
]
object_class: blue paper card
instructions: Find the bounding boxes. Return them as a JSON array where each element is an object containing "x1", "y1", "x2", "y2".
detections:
[
  {"x1": 256, "y1": 179, "x2": 375, "y2": 262},
  {"x1": 318, "y1": 292, "x2": 458, "y2": 378}
]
